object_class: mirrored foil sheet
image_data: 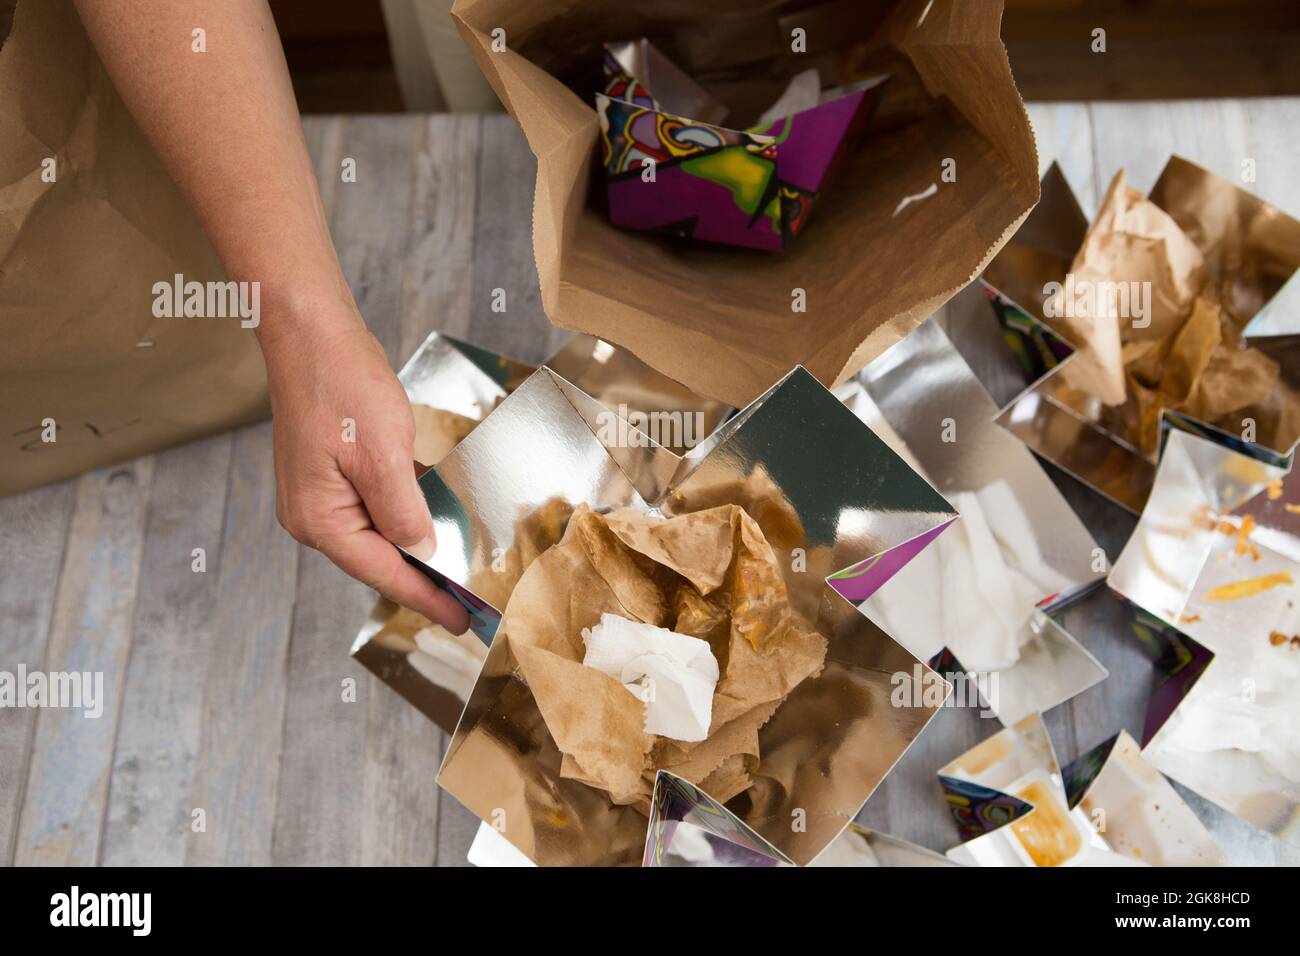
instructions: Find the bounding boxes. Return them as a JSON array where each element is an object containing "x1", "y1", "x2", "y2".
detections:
[
  {"x1": 1243, "y1": 270, "x2": 1300, "y2": 380},
  {"x1": 398, "y1": 331, "x2": 533, "y2": 424},
  {"x1": 809, "y1": 823, "x2": 959, "y2": 867},
  {"x1": 667, "y1": 366, "x2": 959, "y2": 608},
  {"x1": 842, "y1": 319, "x2": 1106, "y2": 723},
  {"x1": 350, "y1": 598, "x2": 489, "y2": 740},
  {"x1": 355, "y1": 332, "x2": 728, "y2": 734},
  {"x1": 1066, "y1": 732, "x2": 1227, "y2": 866},
  {"x1": 984, "y1": 158, "x2": 1300, "y2": 513},
  {"x1": 1111, "y1": 430, "x2": 1300, "y2": 847},
  {"x1": 430, "y1": 366, "x2": 958, "y2": 866},
  {"x1": 605, "y1": 38, "x2": 727, "y2": 124},
  {"x1": 939, "y1": 715, "x2": 1221, "y2": 866},
  {"x1": 643, "y1": 772, "x2": 791, "y2": 867}
]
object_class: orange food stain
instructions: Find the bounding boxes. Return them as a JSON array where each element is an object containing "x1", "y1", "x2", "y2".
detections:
[
  {"x1": 1011, "y1": 780, "x2": 1082, "y2": 867},
  {"x1": 1204, "y1": 572, "x2": 1294, "y2": 602}
]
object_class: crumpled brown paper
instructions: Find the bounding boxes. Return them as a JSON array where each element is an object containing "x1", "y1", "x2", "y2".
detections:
[
  {"x1": 496, "y1": 503, "x2": 827, "y2": 810},
  {"x1": 410, "y1": 404, "x2": 480, "y2": 467},
  {"x1": 1049, "y1": 169, "x2": 1297, "y2": 452}
]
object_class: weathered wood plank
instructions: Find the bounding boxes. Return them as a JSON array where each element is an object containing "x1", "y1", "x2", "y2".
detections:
[
  {"x1": 99, "y1": 433, "x2": 234, "y2": 865},
  {"x1": 359, "y1": 691, "x2": 442, "y2": 866},
  {"x1": 0, "y1": 479, "x2": 77, "y2": 864},
  {"x1": 468, "y1": 115, "x2": 565, "y2": 364},
  {"x1": 184, "y1": 423, "x2": 298, "y2": 865},
  {"x1": 13, "y1": 458, "x2": 154, "y2": 865},
  {"x1": 398, "y1": 113, "x2": 483, "y2": 357}
]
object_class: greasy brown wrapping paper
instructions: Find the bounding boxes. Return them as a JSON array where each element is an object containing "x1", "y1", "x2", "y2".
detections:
[
  {"x1": 1051, "y1": 168, "x2": 1299, "y2": 453},
  {"x1": 499, "y1": 503, "x2": 827, "y2": 809},
  {"x1": 450, "y1": 0, "x2": 1039, "y2": 406},
  {"x1": 430, "y1": 365, "x2": 958, "y2": 866},
  {"x1": 0, "y1": 1, "x2": 268, "y2": 496},
  {"x1": 354, "y1": 331, "x2": 736, "y2": 735}
]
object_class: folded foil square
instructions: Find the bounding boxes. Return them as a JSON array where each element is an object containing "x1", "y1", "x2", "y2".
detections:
[
  {"x1": 597, "y1": 38, "x2": 884, "y2": 250},
  {"x1": 808, "y1": 823, "x2": 957, "y2": 867},
  {"x1": 1109, "y1": 427, "x2": 1300, "y2": 847},
  {"x1": 939, "y1": 714, "x2": 1225, "y2": 866},
  {"x1": 836, "y1": 319, "x2": 1107, "y2": 725},
  {"x1": 982, "y1": 159, "x2": 1300, "y2": 512},
  {"x1": 470, "y1": 791, "x2": 954, "y2": 867},
  {"x1": 423, "y1": 363, "x2": 959, "y2": 865},
  {"x1": 351, "y1": 331, "x2": 730, "y2": 734}
]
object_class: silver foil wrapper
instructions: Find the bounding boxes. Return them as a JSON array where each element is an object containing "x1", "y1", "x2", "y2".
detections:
[
  {"x1": 1110, "y1": 428, "x2": 1300, "y2": 847},
  {"x1": 939, "y1": 714, "x2": 1225, "y2": 866},
  {"x1": 840, "y1": 318, "x2": 1107, "y2": 725},
  {"x1": 351, "y1": 332, "x2": 730, "y2": 734},
  {"x1": 982, "y1": 159, "x2": 1300, "y2": 513},
  {"x1": 424, "y1": 363, "x2": 959, "y2": 866}
]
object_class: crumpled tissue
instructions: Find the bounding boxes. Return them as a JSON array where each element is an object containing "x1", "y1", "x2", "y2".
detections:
[{"x1": 582, "y1": 613, "x2": 719, "y2": 742}]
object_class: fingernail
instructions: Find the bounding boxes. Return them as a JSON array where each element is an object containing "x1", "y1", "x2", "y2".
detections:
[{"x1": 408, "y1": 535, "x2": 435, "y2": 562}]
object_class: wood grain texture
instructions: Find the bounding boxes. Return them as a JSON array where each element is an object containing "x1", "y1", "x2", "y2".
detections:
[
  {"x1": 468, "y1": 116, "x2": 569, "y2": 364},
  {"x1": 13, "y1": 458, "x2": 153, "y2": 865},
  {"x1": 2, "y1": 105, "x2": 1298, "y2": 868},
  {"x1": 398, "y1": 113, "x2": 482, "y2": 354},
  {"x1": 183, "y1": 423, "x2": 298, "y2": 866},
  {"x1": 0, "y1": 479, "x2": 76, "y2": 864},
  {"x1": 99, "y1": 434, "x2": 234, "y2": 866}
]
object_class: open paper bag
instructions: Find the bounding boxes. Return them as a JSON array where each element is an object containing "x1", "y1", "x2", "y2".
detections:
[{"x1": 450, "y1": 0, "x2": 1038, "y2": 407}]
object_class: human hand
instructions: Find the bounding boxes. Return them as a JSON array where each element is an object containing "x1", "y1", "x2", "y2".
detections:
[{"x1": 262, "y1": 308, "x2": 470, "y2": 633}]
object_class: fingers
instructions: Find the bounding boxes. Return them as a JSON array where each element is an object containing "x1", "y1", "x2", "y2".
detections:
[
  {"x1": 319, "y1": 527, "x2": 471, "y2": 634},
  {"x1": 350, "y1": 447, "x2": 436, "y2": 556}
]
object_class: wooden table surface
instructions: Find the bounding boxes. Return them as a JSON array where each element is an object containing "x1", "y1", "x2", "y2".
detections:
[{"x1": 3, "y1": 100, "x2": 1299, "y2": 867}]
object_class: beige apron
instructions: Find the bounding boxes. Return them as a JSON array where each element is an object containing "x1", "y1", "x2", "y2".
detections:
[{"x1": 0, "y1": 0, "x2": 268, "y2": 496}]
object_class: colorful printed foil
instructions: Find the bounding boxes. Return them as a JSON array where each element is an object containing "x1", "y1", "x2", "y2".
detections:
[
  {"x1": 597, "y1": 39, "x2": 884, "y2": 250},
  {"x1": 425, "y1": 364, "x2": 958, "y2": 865},
  {"x1": 838, "y1": 319, "x2": 1107, "y2": 725},
  {"x1": 982, "y1": 159, "x2": 1300, "y2": 513},
  {"x1": 939, "y1": 714, "x2": 1225, "y2": 866},
  {"x1": 1109, "y1": 427, "x2": 1300, "y2": 847}
]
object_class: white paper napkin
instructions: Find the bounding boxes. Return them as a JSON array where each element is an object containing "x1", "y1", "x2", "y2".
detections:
[{"x1": 581, "y1": 613, "x2": 719, "y2": 741}]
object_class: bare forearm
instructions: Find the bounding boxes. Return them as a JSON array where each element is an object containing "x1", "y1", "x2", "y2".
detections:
[{"x1": 73, "y1": 0, "x2": 357, "y2": 349}]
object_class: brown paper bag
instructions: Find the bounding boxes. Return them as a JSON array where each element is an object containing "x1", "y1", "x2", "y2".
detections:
[
  {"x1": 0, "y1": 1, "x2": 268, "y2": 496},
  {"x1": 451, "y1": 0, "x2": 1038, "y2": 406}
]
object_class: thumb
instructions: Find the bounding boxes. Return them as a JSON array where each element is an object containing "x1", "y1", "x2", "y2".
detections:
[{"x1": 350, "y1": 451, "x2": 436, "y2": 560}]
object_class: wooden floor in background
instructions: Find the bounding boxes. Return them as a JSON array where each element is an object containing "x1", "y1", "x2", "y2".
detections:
[{"x1": 2, "y1": 101, "x2": 1299, "y2": 867}]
